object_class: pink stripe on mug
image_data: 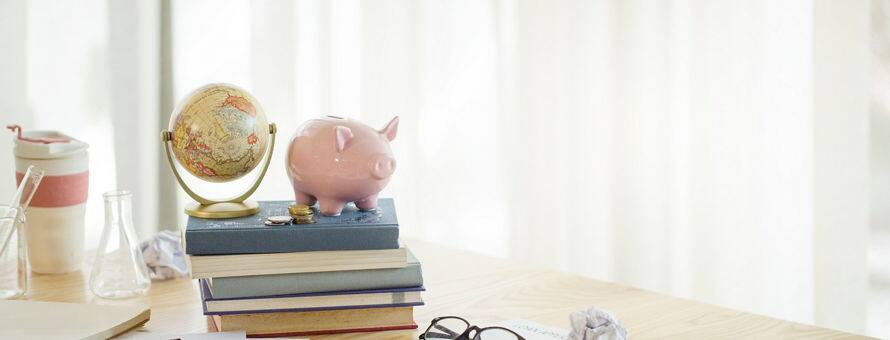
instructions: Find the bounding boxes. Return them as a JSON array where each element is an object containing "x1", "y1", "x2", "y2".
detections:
[{"x1": 16, "y1": 171, "x2": 89, "y2": 208}]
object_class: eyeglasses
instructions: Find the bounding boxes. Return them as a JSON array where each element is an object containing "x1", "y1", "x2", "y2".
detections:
[{"x1": 419, "y1": 316, "x2": 526, "y2": 340}]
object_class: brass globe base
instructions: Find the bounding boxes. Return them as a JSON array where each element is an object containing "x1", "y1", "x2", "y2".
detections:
[
  {"x1": 184, "y1": 200, "x2": 259, "y2": 219},
  {"x1": 162, "y1": 123, "x2": 277, "y2": 220}
]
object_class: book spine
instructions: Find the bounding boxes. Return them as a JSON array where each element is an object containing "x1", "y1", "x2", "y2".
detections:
[
  {"x1": 210, "y1": 263, "x2": 424, "y2": 299},
  {"x1": 205, "y1": 302, "x2": 425, "y2": 316},
  {"x1": 214, "y1": 306, "x2": 414, "y2": 334},
  {"x1": 185, "y1": 225, "x2": 399, "y2": 255}
]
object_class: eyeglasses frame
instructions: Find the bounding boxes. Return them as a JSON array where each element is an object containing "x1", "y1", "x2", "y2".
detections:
[{"x1": 419, "y1": 316, "x2": 526, "y2": 340}]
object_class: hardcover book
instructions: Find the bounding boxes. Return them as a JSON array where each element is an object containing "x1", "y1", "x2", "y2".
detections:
[
  {"x1": 208, "y1": 306, "x2": 417, "y2": 337},
  {"x1": 188, "y1": 244, "x2": 407, "y2": 279},
  {"x1": 207, "y1": 249, "x2": 423, "y2": 299},
  {"x1": 184, "y1": 198, "x2": 399, "y2": 255},
  {"x1": 200, "y1": 280, "x2": 424, "y2": 315}
]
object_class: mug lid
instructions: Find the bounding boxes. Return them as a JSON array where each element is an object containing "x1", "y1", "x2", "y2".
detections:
[{"x1": 9, "y1": 127, "x2": 88, "y2": 159}]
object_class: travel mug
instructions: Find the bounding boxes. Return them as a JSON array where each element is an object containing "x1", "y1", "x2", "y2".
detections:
[{"x1": 9, "y1": 125, "x2": 89, "y2": 274}]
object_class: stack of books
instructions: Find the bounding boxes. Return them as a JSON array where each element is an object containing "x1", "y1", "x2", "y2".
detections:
[{"x1": 183, "y1": 199, "x2": 424, "y2": 337}]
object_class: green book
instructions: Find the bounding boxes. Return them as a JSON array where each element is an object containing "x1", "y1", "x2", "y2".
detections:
[{"x1": 206, "y1": 250, "x2": 423, "y2": 299}]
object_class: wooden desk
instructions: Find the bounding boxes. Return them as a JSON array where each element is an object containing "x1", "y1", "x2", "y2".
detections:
[{"x1": 25, "y1": 239, "x2": 866, "y2": 339}]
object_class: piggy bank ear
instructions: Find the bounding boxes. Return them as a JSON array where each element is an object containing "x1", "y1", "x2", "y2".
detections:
[
  {"x1": 334, "y1": 126, "x2": 354, "y2": 152},
  {"x1": 379, "y1": 116, "x2": 399, "y2": 142}
]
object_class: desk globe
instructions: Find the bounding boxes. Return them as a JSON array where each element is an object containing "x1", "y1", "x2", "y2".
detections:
[{"x1": 161, "y1": 83, "x2": 276, "y2": 218}]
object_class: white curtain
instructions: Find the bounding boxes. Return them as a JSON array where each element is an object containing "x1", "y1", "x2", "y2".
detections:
[
  {"x1": 0, "y1": 0, "x2": 171, "y2": 244},
  {"x1": 171, "y1": 0, "x2": 870, "y2": 333},
  {"x1": 871, "y1": 1, "x2": 890, "y2": 337},
  {"x1": 1, "y1": 0, "x2": 873, "y2": 335}
]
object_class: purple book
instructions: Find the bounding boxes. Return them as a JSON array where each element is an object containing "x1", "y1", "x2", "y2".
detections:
[{"x1": 199, "y1": 279, "x2": 424, "y2": 315}]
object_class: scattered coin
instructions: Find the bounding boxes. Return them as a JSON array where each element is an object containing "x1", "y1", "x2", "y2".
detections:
[{"x1": 267, "y1": 215, "x2": 293, "y2": 224}]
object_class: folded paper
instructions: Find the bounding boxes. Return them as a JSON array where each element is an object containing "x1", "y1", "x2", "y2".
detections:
[
  {"x1": 141, "y1": 230, "x2": 188, "y2": 280},
  {"x1": 568, "y1": 307, "x2": 627, "y2": 340}
]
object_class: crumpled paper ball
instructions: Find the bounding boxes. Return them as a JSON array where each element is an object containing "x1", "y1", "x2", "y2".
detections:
[
  {"x1": 568, "y1": 307, "x2": 628, "y2": 340},
  {"x1": 140, "y1": 230, "x2": 189, "y2": 280}
]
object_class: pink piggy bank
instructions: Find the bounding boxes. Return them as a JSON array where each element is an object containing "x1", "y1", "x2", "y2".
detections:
[{"x1": 286, "y1": 115, "x2": 399, "y2": 216}]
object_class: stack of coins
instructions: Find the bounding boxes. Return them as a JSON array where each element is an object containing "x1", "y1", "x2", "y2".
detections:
[{"x1": 288, "y1": 204, "x2": 315, "y2": 224}]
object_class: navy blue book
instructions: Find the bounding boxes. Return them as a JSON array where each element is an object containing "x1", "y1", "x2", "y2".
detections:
[
  {"x1": 184, "y1": 198, "x2": 399, "y2": 255},
  {"x1": 199, "y1": 279, "x2": 425, "y2": 315}
]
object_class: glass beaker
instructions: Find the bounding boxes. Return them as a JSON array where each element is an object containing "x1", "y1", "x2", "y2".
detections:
[
  {"x1": 0, "y1": 165, "x2": 44, "y2": 299},
  {"x1": 0, "y1": 205, "x2": 25, "y2": 299},
  {"x1": 89, "y1": 190, "x2": 150, "y2": 299}
]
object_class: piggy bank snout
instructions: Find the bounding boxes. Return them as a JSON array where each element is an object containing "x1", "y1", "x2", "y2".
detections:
[{"x1": 370, "y1": 154, "x2": 396, "y2": 179}]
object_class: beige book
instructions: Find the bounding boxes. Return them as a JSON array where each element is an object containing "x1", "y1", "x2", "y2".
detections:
[
  {"x1": 211, "y1": 306, "x2": 416, "y2": 336},
  {"x1": 188, "y1": 245, "x2": 407, "y2": 279},
  {"x1": 0, "y1": 300, "x2": 149, "y2": 339}
]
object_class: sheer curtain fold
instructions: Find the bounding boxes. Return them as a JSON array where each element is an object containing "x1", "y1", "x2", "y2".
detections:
[
  {"x1": 232, "y1": 0, "x2": 866, "y2": 332},
  {"x1": 108, "y1": 0, "x2": 171, "y2": 239},
  {"x1": 1, "y1": 0, "x2": 171, "y2": 243},
  {"x1": 0, "y1": 0, "x2": 28, "y2": 199}
]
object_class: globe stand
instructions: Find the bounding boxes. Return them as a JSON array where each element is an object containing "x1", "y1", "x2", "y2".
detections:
[
  {"x1": 161, "y1": 123, "x2": 277, "y2": 219},
  {"x1": 183, "y1": 201, "x2": 259, "y2": 219}
]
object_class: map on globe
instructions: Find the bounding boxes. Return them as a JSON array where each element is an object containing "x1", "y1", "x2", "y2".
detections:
[{"x1": 169, "y1": 84, "x2": 269, "y2": 183}]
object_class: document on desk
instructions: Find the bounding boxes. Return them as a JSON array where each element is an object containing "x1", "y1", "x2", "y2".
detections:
[{"x1": 495, "y1": 319, "x2": 570, "y2": 340}]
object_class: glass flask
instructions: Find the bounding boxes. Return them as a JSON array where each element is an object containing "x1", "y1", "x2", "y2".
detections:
[
  {"x1": 90, "y1": 190, "x2": 150, "y2": 299},
  {"x1": 0, "y1": 205, "x2": 25, "y2": 299},
  {"x1": 0, "y1": 166, "x2": 44, "y2": 299}
]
